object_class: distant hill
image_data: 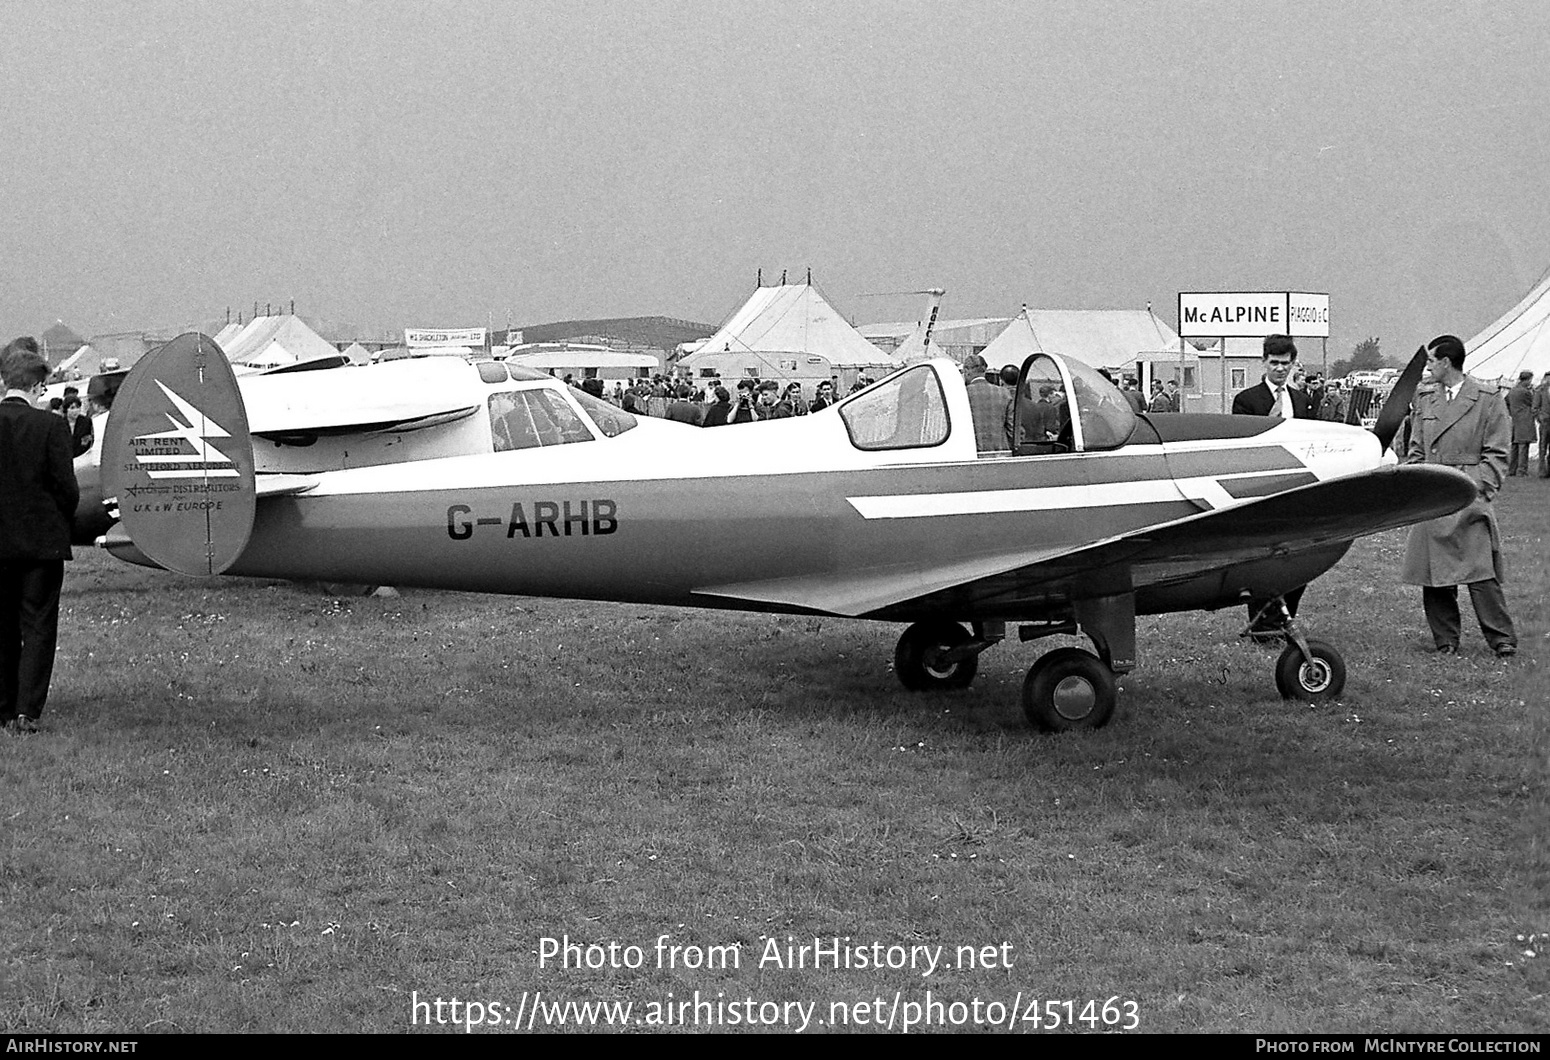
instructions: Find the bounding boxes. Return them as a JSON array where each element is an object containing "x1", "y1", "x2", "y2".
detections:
[{"x1": 497, "y1": 316, "x2": 715, "y2": 354}]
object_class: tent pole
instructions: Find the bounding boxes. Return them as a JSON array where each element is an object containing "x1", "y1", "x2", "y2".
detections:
[{"x1": 1220, "y1": 335, "x2": 1228, "y2": 413}]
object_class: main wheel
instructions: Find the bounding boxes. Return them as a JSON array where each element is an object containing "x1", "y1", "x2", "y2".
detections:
[
  {"x1": 1022, "y1": 647, "x2": 1117, "y2": 732},
  {"x1": 1274, "y1": 639, "x2": 1346, "y2": 701},
  {"x1": 894, "y1": 621, "x2": 978, "y2": 691}
]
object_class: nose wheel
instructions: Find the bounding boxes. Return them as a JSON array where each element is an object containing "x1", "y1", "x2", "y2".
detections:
[
  {"x1": 1273, "y1": 637, "x2": 1346, "y2": 701},
  {"x1": 1022, "y1": 647, "x2": 1118, "y2": 732}
]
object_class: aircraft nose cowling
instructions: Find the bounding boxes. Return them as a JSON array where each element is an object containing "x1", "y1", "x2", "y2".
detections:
[{"x1": 1270, "y1": 419, "x2": 1384, "y2": 481}]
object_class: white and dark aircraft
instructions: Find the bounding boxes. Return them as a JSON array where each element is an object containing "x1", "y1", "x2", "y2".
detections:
[{"x1": 98, "y1": 333, "x2": 1473, "y2": 731}]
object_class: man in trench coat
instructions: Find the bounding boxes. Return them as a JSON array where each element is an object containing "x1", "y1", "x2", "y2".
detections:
[
  {"x1": 1401, "y1": 335, "x2": 1517, "y2": 657},
  {"x1": 1504, "y1": 370, "x2": 1537, "y2": 476}
]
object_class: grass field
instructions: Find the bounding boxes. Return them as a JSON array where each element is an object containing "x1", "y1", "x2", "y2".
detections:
[{"x1": 2, "y1": 481, "x2": 1546, "y2": 1034}]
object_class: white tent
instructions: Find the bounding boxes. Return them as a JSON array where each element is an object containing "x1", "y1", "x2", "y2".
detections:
[
  {"x1": 211, "y1": 321, "x2": 245, "y2": 348},
  {"x1": 678, "y1": 283, "x2": 898, "y2": 384},
  {"x1": 980, "y1": 306, "x2": 1183, "y2": 372},
  {"x1": 221, "y1": 315, "x2": 339, "y2": 368},
  {"x1": 891, "y1": 328, "x2": 951, "y2": 364},
  {"x1": 1466, "y1": 266, "x2": 1550, "y2": 383}
]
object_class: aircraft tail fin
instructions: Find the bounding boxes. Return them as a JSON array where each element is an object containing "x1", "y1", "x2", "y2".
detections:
[
  {"x1": 101, "y1": 333, "x2": 257, "y2": 575},
  {"x1": 920, "y1": 288, "x2": 944, "y2": 352}
]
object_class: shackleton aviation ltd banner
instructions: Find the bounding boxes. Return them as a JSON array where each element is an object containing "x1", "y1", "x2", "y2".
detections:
[
  {"x1": 1178, "y1": 292, "x2": 1330, "y2": 338},
  {"x1": 101, "y1": 332, "x2": 257, "y2": 576},
  {"x1": 405, "y1": 327, "x2": 487, "y2": 348}
]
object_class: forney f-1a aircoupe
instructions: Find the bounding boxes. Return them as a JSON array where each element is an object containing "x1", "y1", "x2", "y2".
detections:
[{"x1": 99, "y1": 333, "x2": 1473, "y2": 731}]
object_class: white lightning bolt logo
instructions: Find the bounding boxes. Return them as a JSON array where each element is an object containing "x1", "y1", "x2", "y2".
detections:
[{"x1": 131, "y1": 380, "x2": 241, "y2": 478}]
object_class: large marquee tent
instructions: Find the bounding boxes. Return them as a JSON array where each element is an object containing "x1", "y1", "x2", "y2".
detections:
[
  {"x1": 979, "y1": 306, "x2": 1184, "y2": 373},
  {"x1": 677, "y1": 282, "x2": 898, "y2": 386},
  {"x1": 1465, "y1": 265, "x2": 1550, "y2": 383},
  {"x1": 219, "y1": 314, "x2": 339, "y2": 369}
]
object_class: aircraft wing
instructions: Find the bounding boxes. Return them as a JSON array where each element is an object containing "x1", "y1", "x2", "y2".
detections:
[
  {"x1": 238, "y1": 360, "x2": 482, "y2": 436},
  {"x1": 695, "y1": 463, "x2": 1477, "y2": 618}
]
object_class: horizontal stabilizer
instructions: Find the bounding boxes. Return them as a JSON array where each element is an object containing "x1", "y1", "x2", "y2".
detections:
[{"x1": 255, "y1": 474, "x2": 319, "y2": 497}]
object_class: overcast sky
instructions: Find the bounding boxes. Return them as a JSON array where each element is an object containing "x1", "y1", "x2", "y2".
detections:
[{"x1": 4, "y1": 0, "x2": 1549, "y2": 359}]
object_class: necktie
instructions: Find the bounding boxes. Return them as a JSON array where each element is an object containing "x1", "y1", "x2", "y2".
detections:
[{"x1": 1272, "y1": 386, "x2": 1286, "y2": 417}]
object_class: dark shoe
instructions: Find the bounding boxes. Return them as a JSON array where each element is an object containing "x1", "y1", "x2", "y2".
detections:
[
  {"x1": 1435, "y1": 643, "x2": 1459, "y2": 654},
  {"x1": 1495, "y1": 645, "x2": 1517, "y2": 658},
  {"x1": 13, "y1": 717, "x2": 39, "y2": 733}
]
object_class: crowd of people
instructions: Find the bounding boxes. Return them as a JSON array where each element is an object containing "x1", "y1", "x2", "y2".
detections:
[
  {"x1": 1503, "y1": 367, "x2": 1550, "y2": 478},
  {"x1": 560, "y1": 372, "x2": 877, "y2": 426},
  {"x1": 44, "y1": 385, "x2": 96, "y2": 456}
]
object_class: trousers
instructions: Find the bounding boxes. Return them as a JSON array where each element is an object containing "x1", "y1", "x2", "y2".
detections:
[
  {"x1": 1508, "y1": 443, "x2": 1530, "y2": 476},
  {"x1": 0, "y1": 560, "x2": 65, "y2": 721},
  {"x1": 1421, "y1": 581, "x2": 1516, "y2": 652}
]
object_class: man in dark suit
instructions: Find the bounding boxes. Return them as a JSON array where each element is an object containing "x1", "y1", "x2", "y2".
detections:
[
  {"x1": 1232, "y1": 334, "x2": 1314, "y2": 419},
  {"x1": 0, "y1": 340, "x2": 79, "y2": 732},
  {"x1": 1233, "y1": 334, "x2": 1312, "y2": 639}
]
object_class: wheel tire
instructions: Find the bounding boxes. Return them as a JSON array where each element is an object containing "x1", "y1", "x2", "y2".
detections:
[
  {"x1": 894, "y1": 621, "x2": 979, "y2": 691},
  {"x1": 1274, "y1": 639, "x2": 1347, "y2": 701},
  {"x1": 1022, "y1": 647, "x2": 1117, "y2": 732}
]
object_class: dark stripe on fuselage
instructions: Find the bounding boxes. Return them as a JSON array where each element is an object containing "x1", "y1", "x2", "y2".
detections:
[
  {"x1": 1165, "y1": 446, "x2": 1305, "y2": 478},
  {"x1": 1146, "y1": 414, "x2": 1279, "y2": 443},
  {"x1": 1219, "y1": 472, "x2": 1320, "y2": 499}
]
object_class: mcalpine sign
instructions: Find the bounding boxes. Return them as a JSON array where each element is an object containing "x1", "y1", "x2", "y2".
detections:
[{"x1": 1178, "y1": 292, "x2": 1329, "y2": 338}]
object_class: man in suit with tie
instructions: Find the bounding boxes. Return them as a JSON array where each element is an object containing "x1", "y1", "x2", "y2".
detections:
[
  {"x1": 0, "y1": 340, "x2": 80, "y2": 732},
  {"x1": 1232, "y1": 334, "x2": 1314, "y2": 419},
  {"x1": 1233, "y1": 334, "x2": 1313, "y2": 639}
]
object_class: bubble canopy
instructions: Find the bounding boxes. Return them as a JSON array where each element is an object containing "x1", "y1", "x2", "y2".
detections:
[{"x1": 1014, "y1": 353, "x2": 1138, "y2": 453}]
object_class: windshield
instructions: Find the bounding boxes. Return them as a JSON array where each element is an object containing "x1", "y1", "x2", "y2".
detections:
[
  {"x1": 570, "y1": 386, "x2": 638, "y2": 437},
  {"x1": 483, "y1": 360, "x2": 639, "y2": 439},
  {"x1": 1014, "y1": 354, "x2": 1136, "y2": 453},
  {"x1": 840, "y1": 365, "x2": 949, "y2": 451},
  {"x1": 489, "y1": 390, "x2": 594, "y2": 451},
  {"x1": 1062, "y1": 357, "x2": 1136, "y2": 450}
]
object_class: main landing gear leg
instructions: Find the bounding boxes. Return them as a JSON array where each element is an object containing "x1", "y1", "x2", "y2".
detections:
[
  {"x1": 1020, "y1": 594, "x2": 1133, "y2": 732},
  {"x1": 893, "y1": 620, "x2": 1004, "y2": 691}
]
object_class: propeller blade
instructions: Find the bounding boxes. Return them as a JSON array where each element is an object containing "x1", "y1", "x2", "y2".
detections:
[{"x1": 1371, "y1": 345, "x2": 1427, "y2": 453}]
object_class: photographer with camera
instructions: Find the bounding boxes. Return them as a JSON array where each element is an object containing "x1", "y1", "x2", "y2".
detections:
[{"x1": 727, "y1": 379, "x2": 762, "y2": 424}]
